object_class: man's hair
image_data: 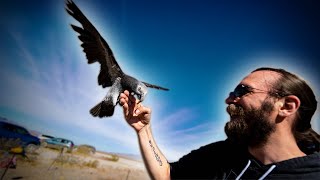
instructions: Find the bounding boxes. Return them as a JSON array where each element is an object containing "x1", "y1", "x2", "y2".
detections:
[{"x1": 252, "y1": 67, "x2": 319, "y2": 154}]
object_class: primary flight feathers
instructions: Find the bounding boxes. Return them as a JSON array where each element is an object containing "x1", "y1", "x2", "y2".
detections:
[{"x1": 65, "y1": 0, "x2": 169, "y2": 118}]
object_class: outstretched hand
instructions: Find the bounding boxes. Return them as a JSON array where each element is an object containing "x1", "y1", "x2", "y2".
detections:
[{"x1": 119, "y1": 90, "x2": 151, "y2": 132}]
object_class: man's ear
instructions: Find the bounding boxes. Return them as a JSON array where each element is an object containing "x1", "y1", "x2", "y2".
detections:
[{"x1": 278, "y1": 95, "x2": 301, "y2": 117}]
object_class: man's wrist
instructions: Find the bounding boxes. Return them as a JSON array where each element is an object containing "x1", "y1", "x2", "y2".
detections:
[{"x1": 137, "y1": 124, "x2": 150, "y2": 135}]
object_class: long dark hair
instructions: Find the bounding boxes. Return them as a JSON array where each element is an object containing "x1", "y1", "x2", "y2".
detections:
[{"x1": 253, "y1": 67, "x2": 319, "y2": 154}]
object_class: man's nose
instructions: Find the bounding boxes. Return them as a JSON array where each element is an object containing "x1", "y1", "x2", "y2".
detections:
[{"x1": 225, "y1": 92, "x2": 240, "y2": 104}]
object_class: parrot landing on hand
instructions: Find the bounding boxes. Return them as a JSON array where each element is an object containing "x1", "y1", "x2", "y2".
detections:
[{"x1": 65, "y1": 0, "x2": 169, "y2": 118}]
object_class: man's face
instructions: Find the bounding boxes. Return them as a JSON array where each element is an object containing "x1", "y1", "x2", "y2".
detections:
[
  {"x1": 225, "y1": 99, "x2": 275, "y2": 146},
  {"x1": 224, "y1": 70, "x2": 281, "y2": 147}
]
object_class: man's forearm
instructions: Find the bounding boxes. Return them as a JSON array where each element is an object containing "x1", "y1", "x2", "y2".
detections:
[{"x1": 138, "y1": 124, "x2": 170, "y2": 180}]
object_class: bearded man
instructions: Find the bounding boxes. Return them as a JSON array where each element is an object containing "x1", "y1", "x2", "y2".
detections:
[{"x1": 119, "y1": 67, "x2": 320, "y2": 179}]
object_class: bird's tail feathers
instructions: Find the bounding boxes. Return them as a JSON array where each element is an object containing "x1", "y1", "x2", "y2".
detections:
[
  {"x1": 90, "y1": 102, "x2": 102, "y2": 117},
  {"x1": 142, "y1": 81, "x2": 169, "y2": 91},
  {"x1": 90, "y1": 100, "x2": 115, "y2": 118}
]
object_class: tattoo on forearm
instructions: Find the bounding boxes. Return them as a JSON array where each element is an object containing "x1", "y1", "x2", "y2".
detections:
[{"x1": 149, "y1": 140, "x2": 162, "y2": 166}]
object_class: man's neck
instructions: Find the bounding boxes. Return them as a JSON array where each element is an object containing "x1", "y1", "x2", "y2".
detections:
[{"x1": 248, "y1": 132, "x2": 306, "y2": 165}]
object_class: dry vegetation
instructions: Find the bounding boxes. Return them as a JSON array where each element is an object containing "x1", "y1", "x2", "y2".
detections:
[{"x1": 0, "y1": 142, "x2": 150, "y2": 180}]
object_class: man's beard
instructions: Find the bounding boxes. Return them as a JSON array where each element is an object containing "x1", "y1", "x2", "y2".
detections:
[{"x1": 225, "y1": 100, "x2": 275, "y2": 147}]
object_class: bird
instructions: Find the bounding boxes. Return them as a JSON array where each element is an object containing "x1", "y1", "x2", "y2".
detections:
[{"x1": 65, "y1": 0, "x2": 169, "y2": 118}]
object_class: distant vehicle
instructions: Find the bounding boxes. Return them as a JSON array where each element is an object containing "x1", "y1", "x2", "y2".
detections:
[
  {"x1": 43, "y1": 137, "x2": 74, "y2": 153},
  {"x1": 38, "y1": 134, "x2": 55, "y2": 143},
  {"x1": 0, "y1": 121, "x2": 41, "y2": 153}
]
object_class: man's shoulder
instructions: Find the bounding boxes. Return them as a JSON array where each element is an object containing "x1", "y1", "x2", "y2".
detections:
[
  {"x1": 195, "y1": 140, "x2": 229, "y2": 153},
  {"x1": 178, "y1": 139, "x2": 247, "y2": 162},
  {"x1": 196, "y1": 139, "x2": 245, "y2": 153}
]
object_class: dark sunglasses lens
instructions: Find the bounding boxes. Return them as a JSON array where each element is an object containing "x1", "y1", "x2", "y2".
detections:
[{"x1": 233, "y1": 85, "x2": 249, "y2": 97}]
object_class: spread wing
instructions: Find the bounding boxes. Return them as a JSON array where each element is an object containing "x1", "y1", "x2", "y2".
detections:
[
  {"x1": 65, "y1": 0, "x2": 124, "y2": 88},
  {"x1": 142, "y1": 81, "x2": 169, "y2": 91}
]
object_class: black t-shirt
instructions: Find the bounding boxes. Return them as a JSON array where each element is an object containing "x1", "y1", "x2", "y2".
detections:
[
  {"x1": 169, "y1": 139, "x2": 320, "y2": 179},
  {"x1": 170, "y1": 140, "x2": 248, "y2": 179}
]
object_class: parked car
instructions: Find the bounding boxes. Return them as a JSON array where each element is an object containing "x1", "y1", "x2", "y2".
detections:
[
  {"x1": 38, "y1": 134, "x2": 55, "y2": 143},
  {"x1": 0, "y1": 121, "x2": 41, "y2": 153},
  {"x1": 43, "y1": 137, "x2": 74, "y2": 153}
]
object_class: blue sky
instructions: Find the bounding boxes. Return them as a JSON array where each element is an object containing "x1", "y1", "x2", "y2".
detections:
[{"x1": 0, "y1": 0, "x2": 319, "y2": 161}]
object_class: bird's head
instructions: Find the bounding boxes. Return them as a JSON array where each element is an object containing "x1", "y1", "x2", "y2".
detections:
[
  {"x1": 132, "y1": 82, "x2": 148, "y2": 102},
  {"x1": 121, "y1": 74, "x2": 148, "y2": 101}
]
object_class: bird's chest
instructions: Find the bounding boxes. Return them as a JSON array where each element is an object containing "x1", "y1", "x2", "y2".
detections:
[{"x1": 120, "y1": 76, "x2": 138, "y2": 91}]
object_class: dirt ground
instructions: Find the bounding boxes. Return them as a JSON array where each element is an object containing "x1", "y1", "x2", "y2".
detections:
[{"x1": 0, "y1": 147, "x2": 150, "y2": 180}]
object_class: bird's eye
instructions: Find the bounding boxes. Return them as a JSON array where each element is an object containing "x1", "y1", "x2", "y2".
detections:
[{"x1": 138, "y1": 86, "x2": 141, "y2": 91}]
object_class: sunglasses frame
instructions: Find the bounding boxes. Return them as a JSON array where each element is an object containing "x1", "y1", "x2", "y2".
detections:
[{"x1": 231, "y1": 84, "x2": 286, "y2": 98}]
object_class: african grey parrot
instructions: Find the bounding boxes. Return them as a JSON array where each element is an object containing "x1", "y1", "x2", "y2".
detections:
[{"x1": 65, "y1": 0, "x2": 169, "y2": 118}]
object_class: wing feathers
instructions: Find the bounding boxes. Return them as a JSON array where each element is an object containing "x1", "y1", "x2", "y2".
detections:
[
  {"x1": 66, "y1": 0, "x2": 123, "y2": 88},
  {"x1": 67, "y1": 0, "x2": 169, "y2": 92},
  {"x1": 71, "y1": 25, "x2": 100, "y2": 64},
  {"x1": 90, "y1": 100, "x2": 115, "y2": 117},
  {"x1": 98, "y1": 68, "x2": 112, "y2": 87}
]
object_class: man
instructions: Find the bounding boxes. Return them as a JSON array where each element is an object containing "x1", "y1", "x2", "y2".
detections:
[{"x1": 119, "y1": 67, "x2": 320, "y2": 179}]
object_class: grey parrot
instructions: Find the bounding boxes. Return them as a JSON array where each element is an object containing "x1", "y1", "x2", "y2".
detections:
[{"x1": 65, "y1": 0, "x2": 169, "y2": 118}]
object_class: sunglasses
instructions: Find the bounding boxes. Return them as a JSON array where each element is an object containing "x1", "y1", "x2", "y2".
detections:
[{"x1": 230, "y1": 84, "x2": 286, "y2": 98}]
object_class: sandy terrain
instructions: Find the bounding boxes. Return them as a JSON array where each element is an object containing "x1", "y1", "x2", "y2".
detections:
[{"x1": 0, "y1": 147, "x2": 150, "y2": 180}]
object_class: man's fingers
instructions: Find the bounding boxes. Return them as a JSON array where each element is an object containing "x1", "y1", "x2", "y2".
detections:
[
  {"x1": 123, "y1": 90, "x2": 130, "y2": 96},
  {"x1": 134, "y1": 106, "x2": 151, "y2": 125},
  {"x1": 119, "y1": 97, "x2": 129, "y2": 116},
  {"x1": 120, "y1": 90, "x2": 140, "y2": 105},
  {"x1": 128, "y1": 93, "x2": 137, "y2": 103},
  {"x1": 119, "y1": 93, "x2": 128, "y2": 106},
  {"x1": 134, "y1": 105, "x2": 151, "y2": 116},
  {"x1": 120, "y1": 90, "x2": 146, "y2": 122},
  {"x1": 119, "y1": 92, "x2": 131, "y2": 117}
]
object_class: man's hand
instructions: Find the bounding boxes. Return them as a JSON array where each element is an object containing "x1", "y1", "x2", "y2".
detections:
[{"x1": 119, "y1": 90, "x2": 151, "y2": 132}]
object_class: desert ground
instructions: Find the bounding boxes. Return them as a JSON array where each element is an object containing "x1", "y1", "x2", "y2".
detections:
[{"x1": 0, "y1": 146, "x2": 150, "y2": 180}]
